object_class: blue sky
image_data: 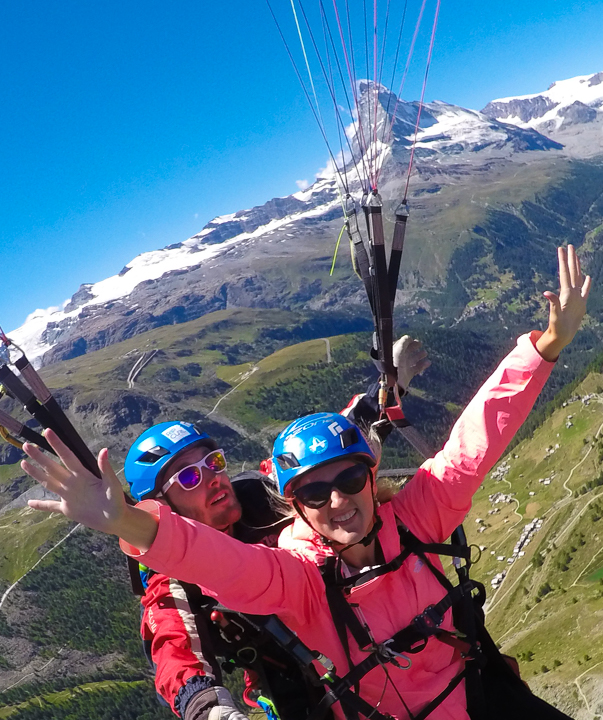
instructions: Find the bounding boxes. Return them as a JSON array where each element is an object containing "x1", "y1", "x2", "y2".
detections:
[{"x1": 1, "y1": 0, "x2": 602, "y2": 331}]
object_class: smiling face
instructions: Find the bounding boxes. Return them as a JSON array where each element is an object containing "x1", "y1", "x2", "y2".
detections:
[
  {"x1": 289, "y1": 459, "x2": 376, "y2": 548},
  {"x1": 159, "y1": 443, "x2": 242, "y2": 532}
]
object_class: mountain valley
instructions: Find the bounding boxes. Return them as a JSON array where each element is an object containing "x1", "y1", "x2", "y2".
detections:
[{"x1": 2, "y1": 71, "x2": 603, "y2": 718}]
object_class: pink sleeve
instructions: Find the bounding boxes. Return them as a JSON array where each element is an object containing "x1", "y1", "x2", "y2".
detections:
[
  {"x1": 120, "y1": 503, "x2": 320, "y2": 626},
  {"x1": 393, "y1": 332, "x2": 555, "y2": 542}
]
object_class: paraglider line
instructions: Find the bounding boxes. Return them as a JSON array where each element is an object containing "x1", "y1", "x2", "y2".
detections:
[
  {"x1": 380, "y1": 0, "x2": 428, "y2": 159},
  {"x1": 321, "y1": 8, "x2": 350, "y2": 194},
  {"x1": 363, "y1": 0, "x2": 375, "y2": 186},
  {"x1": 402, "y1": 0, "x2": 440, "y2": 203},
  {"x1": 298, "y1": 0, "x2": 368, "y2": 193},
  {"x1": 372, "y1": 0, "x2": 380, "y2": 186},
  {"x1": 265, "y1": 0, "x2": 350, "y2": 194},
  {"x1": 289, "y1": 0, "x2": 324, "y2": 128},
  {"x1": 377, "y1": 0, "x2": 393, "y2": 92},
  {"x1": 329, "y1": 222, "x2": 347, "y2": 275},
  {"x1": 379, "y1": 0, "x2": 408, "y2": 153},
  {"x1": 319, "y1": 0, "x2": 371, "y2": 192},
  {"x1": 333, "y1": 0, "x2": 372, "y2": 189}
]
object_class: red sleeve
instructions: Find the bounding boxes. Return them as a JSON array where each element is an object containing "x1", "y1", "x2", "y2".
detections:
[{"x1": 142, "y1": 572, "x2": 220, "y2": 714}]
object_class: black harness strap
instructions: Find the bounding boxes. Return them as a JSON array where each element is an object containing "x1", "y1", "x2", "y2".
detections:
[
  {"x1": 450, "y1": 526, "x2": 487, "y2": 718},
  {"x1": 346, "y1": 198, "x2": 375, "y2": 314},
  {"x1": 367, "y1": 197, "x2": 395, "y2": 381},
  {"x1": 412, "y1": 668, "x2": 468, "y2": 720},
  {"x1": 315, "y1": 527, "x2": 481, "y2": 720},
  {"x1": 309, "y1": 683, "x2": 392, "y2": 720},
  {"x1": 328, "y1": 524, "x2": 471, "y2": 592},
  {"x1": 328, "y1": 546, "x2": 415, "y2": 589},
  {"x1": 397, "y1": 529, "x2": 456, "y2": 593},
  {"x1": 323, "y1": 558, "x2": 372, "y2": 651},
  {"x1": 387, "y1": 203, "x2": 409, "y2": 307}
]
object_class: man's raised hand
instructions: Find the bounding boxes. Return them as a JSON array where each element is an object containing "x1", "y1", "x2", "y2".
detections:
[{"x1": 393, "y1": 335, "x2": 431, "y2": 393}]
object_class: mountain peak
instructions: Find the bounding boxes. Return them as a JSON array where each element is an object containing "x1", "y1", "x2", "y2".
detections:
[{"x1": 482, "y1": 71, "x2": 603, "y2": 133}]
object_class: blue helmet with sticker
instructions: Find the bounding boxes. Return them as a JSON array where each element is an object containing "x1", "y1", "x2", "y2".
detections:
[
  {"x1": 125, "y1": 421, "x2": 217, "y2": 501},
  {"x1": 272, "y1": 412, "x2": 377, "y2": 495}
]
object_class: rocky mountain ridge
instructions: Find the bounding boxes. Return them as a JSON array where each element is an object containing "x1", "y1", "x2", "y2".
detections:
[
  {"x1": 483, "y1": 71, "x2": 603, "y2": 139},
  {"x1": 11, "y1": 76, "x2": 603, "y2": 365}
]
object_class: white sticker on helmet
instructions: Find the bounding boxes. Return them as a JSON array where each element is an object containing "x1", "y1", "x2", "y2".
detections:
[
  {"x1": 162, "y1": 425, "x2": 192, "y2": 444},
  {"x1": 328, "y1": 421, "x2": 343, "y2": 436},
  {"x1": 308, "y1": 436, "x2": 328, "y2": 454}
]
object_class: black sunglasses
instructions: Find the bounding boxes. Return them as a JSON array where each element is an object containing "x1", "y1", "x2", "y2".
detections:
[{"x1": 292, "y1": 464, "x2": 370, "y2": 509}]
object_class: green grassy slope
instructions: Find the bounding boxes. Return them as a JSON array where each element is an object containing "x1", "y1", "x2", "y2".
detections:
[
  {"x1": 0, "y1": 508, "x2": 69, "y2": 584},
  {"x1": 0, "y1": 678, "x2": 172, "y2": 719}
]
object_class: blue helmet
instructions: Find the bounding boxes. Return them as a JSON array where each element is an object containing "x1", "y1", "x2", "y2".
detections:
[
  {"x1": 272, "y1": 412, "x2": 376, "y2": 495},
  {"x1": 125, "y1": 421, "x2": 216, "y2": 501}
]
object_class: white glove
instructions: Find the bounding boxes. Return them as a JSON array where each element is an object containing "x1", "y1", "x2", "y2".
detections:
[
  {"x1": 185, "y1": 686, "x2": 250, "y2": 720},
  {"x1": 207, "y1": 704, "x2": 249, "y2": 720},
  {"x1": 393, "y1": 335, "x2": 431, "y2": 394}
]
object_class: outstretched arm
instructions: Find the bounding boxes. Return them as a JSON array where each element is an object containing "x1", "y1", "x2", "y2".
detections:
[
  {"x1": 23, "y1": 431, "x2": 159, "y2": 551},
  {"x1": 396, "y1": 244, "x2": 591, "y2": 541},
  {"x1": 23, "y1": 431, "x2": 319, "y2": 623}
]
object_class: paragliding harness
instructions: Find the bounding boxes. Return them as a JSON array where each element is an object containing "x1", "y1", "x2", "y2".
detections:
[
  {"x1": 310, "y1": 525, "x2": 483, "y2": 720},
  {"x1": 307, "y1": 517, "x2": 573, "y2": 720},
  {"x1": 162, "y1": 582, "x2": 334, "y2": 720}
]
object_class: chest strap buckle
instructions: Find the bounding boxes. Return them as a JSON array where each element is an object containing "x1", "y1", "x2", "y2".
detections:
[{"x1": 413, "y1": 605, "x2": 445, "y2": 635}]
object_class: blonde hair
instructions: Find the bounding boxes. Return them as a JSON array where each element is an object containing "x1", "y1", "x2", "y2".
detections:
[
  {"x1": 265, "y1": 480, "x2": 296, "y2": 519},
  {"x1": 375, "y1": 474, "x2": 409, "y2": 503}
]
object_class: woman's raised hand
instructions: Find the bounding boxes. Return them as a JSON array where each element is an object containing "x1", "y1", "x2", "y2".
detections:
[
  {"x1": 23, "y1": 429, "x2": 128, "y2": 535},
  {"x1": 536, "y1": 245, "x2": 591, "y2": 361},
  {"x1": 24, "y1": 430, "x2": 159, "y2": 550}
]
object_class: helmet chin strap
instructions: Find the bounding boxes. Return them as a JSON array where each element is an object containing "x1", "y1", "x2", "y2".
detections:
[{"x1": 358, "y1": 513, "x2": 383, "y2": 547}]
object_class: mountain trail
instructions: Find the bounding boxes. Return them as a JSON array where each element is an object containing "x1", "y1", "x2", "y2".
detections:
[
  {"x1": 127, "y1": 349, "x2": 158, "y2": 388},
  {"x1": 573, "y1": 661, "x2": 603, "y2": 715},
  {"x1": 0, "y1": 523, "x2": 81, "y2": 612},
  {"x1": 570, "y1": 544, "x2": 603, "y2": 588},
  {"x1": 207, "y1": 365, "x2": 259, "y2": 417}
]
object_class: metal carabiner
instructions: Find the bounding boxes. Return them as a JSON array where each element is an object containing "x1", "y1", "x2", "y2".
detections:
[{"x1": 380, "y1": 640, "x2": 412, "y2": 670}]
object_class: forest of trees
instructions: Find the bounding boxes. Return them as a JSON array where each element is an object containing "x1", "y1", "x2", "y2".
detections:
[
  {"x1": 20, "y1": 529, "x2": 143, "y2": 663},
  {"x1": 1, "y1": 679, "x2": 174, "y2": 720}
]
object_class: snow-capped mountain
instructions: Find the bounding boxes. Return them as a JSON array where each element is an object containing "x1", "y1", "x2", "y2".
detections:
[
  {"x1": 410, "y1": 100, "x2": 560, "y2": 156},
  {"x1": 482, "y1": 72, "x2": 603, "y2": 134},
  {"x1": 9, "y1": 178, "x2": 342, "y2": 364},
  {"x1": 8, "y1": 76, "x2": 591, "y2": 366},
  {"x1": 335, "y1": 83, "x2": 561, "y2": 189}
]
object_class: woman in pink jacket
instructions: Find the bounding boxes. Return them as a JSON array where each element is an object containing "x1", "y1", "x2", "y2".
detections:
[{"x1": 24, "y1": 246, "x2": 589, "y2": 720}]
